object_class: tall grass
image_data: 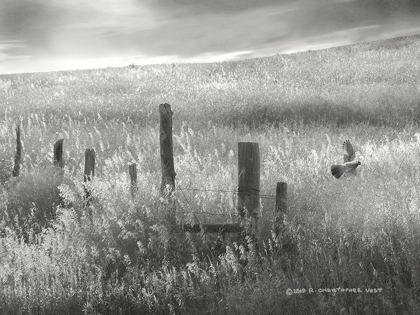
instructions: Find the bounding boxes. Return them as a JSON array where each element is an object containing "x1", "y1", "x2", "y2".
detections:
[{"x1": 1, "y1": 34, "x2": 420, "y2": 314}]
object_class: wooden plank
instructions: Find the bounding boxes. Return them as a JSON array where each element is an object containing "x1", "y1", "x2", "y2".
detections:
[{"x1": 183, "y1": 223, "x2": 241, "y2": 233}]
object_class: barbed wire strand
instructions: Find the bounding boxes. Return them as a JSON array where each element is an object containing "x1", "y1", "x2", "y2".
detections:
[
  {"x1": 176, "y1": 185, "x2": 245, "y2": 219},
  {"x1": 173, "y1": 181, "x2": 275, "y2": 219}
]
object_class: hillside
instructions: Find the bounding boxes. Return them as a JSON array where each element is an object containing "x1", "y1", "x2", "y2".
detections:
[
  {"x1": 1, "y1": 34, "x2": 420, "y2": 131},
  {"x1": 1, "y1": 34, "x2": 420, "y2": 315}
]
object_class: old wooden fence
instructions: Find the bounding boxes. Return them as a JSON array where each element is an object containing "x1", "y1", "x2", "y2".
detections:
[{"x1": 9, "y1": 103, "x2": 288, "y2": 241}]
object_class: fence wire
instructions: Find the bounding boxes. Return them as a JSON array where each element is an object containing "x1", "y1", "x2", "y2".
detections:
[{"x1": 174, "y1": 183, "x2": 276, "y2": 221}]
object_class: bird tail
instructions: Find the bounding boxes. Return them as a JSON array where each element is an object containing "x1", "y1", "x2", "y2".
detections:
[{"x1": 331, "y1": 164, "x2": 345, "y2": 179}]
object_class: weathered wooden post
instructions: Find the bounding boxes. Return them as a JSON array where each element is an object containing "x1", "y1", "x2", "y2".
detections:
[
  {"x1": 129, "y1": 163, "x2": 137, "y2": 199},
  {"x1": 159, "y1": 103, "x2": 176, "y2": 195},
  {"x1": 237, "y1": 142, "x2": 260, "y2": 238},
  {"x1": 12, "y1": 125, "x2": 21, "y2": 177},
  {"x1": 53, "y1": 139, "x2": 65, "y2": 183},
  {"x1": 84, "y1": 148, "x2": 95, "y2": 205},
  {"x1": 53, "y1": 139, "x2": 64, "y2": 168},
  {"x1": 159, "y1": 103, "x2": 176, "y2": 226},
  {"x1": 274, "y1": 182, "x2": 287, "y2": 242}
]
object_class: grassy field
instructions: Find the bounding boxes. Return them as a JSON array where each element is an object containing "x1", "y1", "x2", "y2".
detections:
[{"x1": 1, "y1": 34, "x2": 420, "y2": 314}]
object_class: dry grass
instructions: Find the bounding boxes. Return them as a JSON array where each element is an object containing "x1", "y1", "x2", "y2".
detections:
[{"x1": 1, "y1": 34, "x2": 420, "y2": 314}]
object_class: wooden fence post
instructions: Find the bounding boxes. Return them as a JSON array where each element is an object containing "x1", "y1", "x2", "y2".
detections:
[
  {"x1": 129, "y1": 163, "x2": 137, "y2": 199},
  {"x1": 54, "y1": 139, "x2": 64, "y2": 168},
  {"x1": 159, "y1": 103, "x2": 176, "y2": 226},
  {"x1": 274, "y1": 182, "x2": 287, "y2": 241},
  {"x1": 84, "y1": 148, "x2": 95, "y2": 205},
  {"x1": 53, "y1": 139, "x2": 65, "y2": 182},
  {"x1": 237, "y1": 142, "x2": 260, "y2": 237},
  {"x1": 12, "y1": 125, "x2": 21, "y2": 177},
  {"x1": 159, "y1": 103, "x2": 176, "y2": 196}
]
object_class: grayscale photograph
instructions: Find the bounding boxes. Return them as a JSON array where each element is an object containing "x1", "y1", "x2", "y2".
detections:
[{"x1": 1, "y1": 1, "x2": 420, "y2": 314}]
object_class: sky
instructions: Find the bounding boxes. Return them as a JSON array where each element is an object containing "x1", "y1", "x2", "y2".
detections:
[{"x1": 1, "y1": 0, "x2": 420, "y2": 74}]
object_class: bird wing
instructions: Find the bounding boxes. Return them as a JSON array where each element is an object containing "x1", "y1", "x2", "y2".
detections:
[
  {"x1": 343, "y1": 140, "x2": 355, "y2": 162},
  {"x1": 331, "y1": 164, "x2": 346, "y2": 179}
]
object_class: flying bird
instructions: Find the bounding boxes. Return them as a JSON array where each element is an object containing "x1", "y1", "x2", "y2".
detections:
[{"x1": 331, "y1": 140, "x2": 361, "y2": 179}]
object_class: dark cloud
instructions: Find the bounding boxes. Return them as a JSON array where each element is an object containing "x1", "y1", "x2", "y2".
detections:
[
  {"x1": 1, "y1": 0, "x2": 420, "y2": 73},
  {"x1": 141, "y1": 0, "x2": 294, "y2": 17},
  {"x1": 105, "y1": 0, "x2": 420, "y2": 57},
  {"x1": 143, "y1": 0, "x2": 420, "y2": 18},
  {"x1": 101, "y1": 4, "x2": 295, "y2": 57},
  {"x1": 0, "y1": 0, "x2": 67, "y2": 51}
]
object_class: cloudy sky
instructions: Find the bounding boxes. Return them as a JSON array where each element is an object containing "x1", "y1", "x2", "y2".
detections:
[{"x1": 1, "y1": 0, "x2": 420, "y2": 74}]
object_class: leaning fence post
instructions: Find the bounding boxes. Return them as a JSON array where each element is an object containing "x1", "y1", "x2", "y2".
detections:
[
  {"x1": 237, "y1": 142, "x2": 260, "y2": 238},
  {"x1": 84, "y1": 148, "x2": 95, "y2": 205},
  {"x1": 12, "y1": 125, "x2": 22, "y2": 177},
  {"x1": 159, "y1": 104, "x2": 176, "y2": 223},
  {"x1": 274, "y1": 182, "x2": 287, "y2": 243},
  {"x1": 129, "y1": 163, "x2": 137, "y2": 199}
]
